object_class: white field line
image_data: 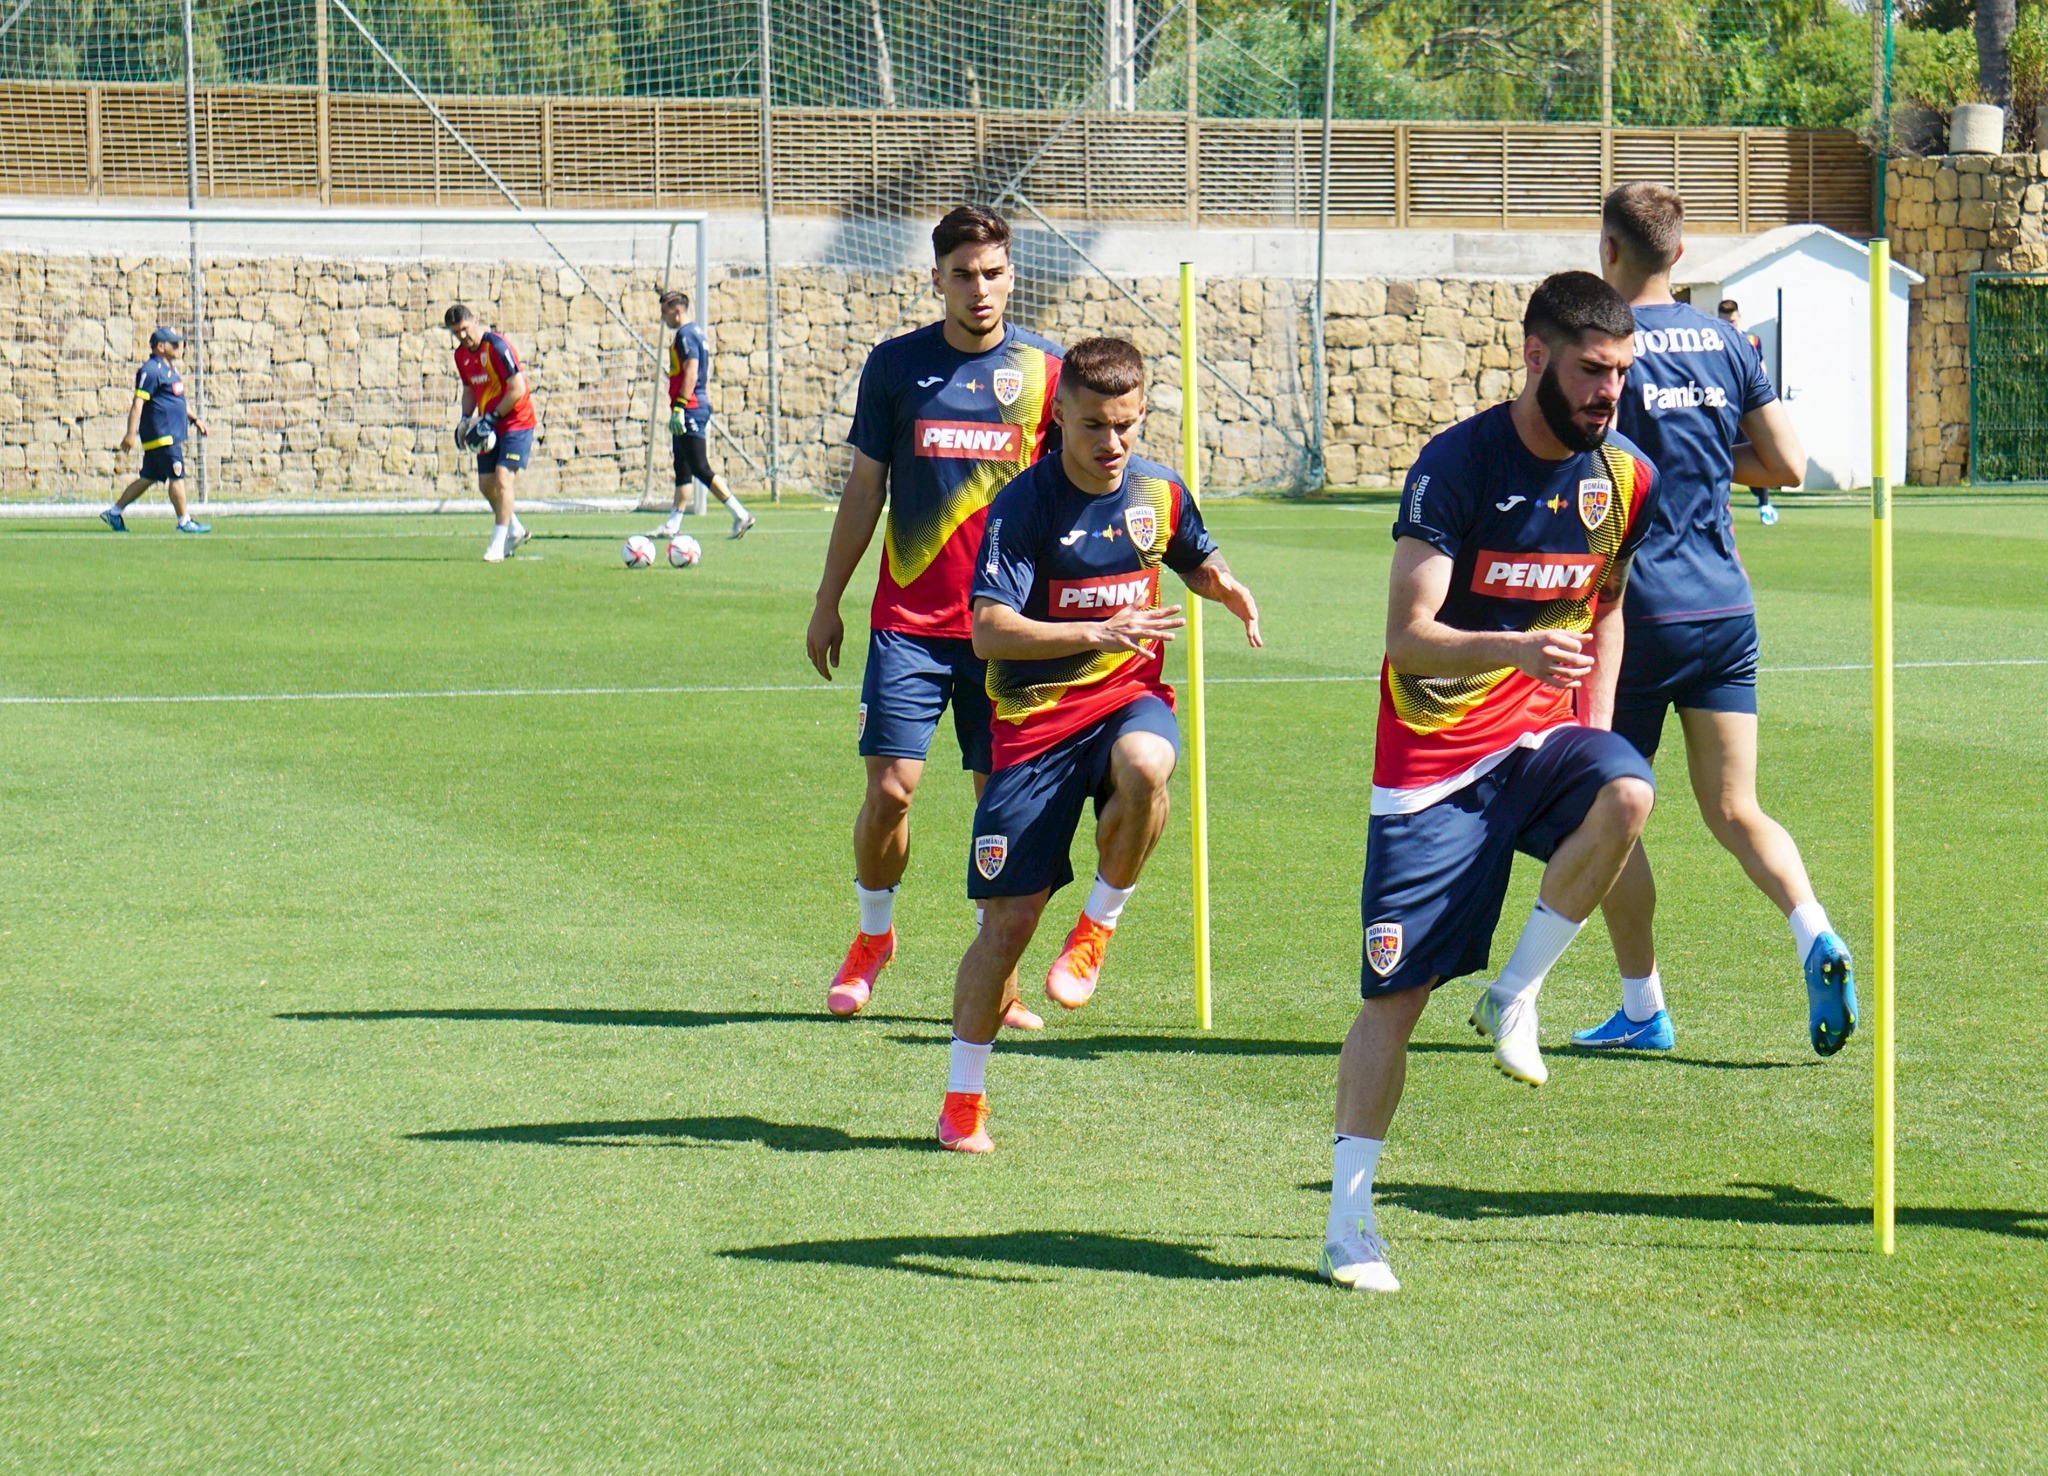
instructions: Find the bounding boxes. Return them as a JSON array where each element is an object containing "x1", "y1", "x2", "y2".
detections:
[{"x1": 1, "y1": 658, "x2": 2040, "y2": 708}]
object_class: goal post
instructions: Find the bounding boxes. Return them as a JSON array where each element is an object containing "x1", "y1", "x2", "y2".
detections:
[{"x1": 0, "y1": 203, "x2": 746, "y2": 509}]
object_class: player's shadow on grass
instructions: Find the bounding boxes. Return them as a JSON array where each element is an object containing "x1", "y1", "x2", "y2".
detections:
[
  {"x1": 283, "y1": 1007, "x2": 947, "y2": 1029},
  {"x1": 887, "y1": 1032, "x2": 1795, "y2": 1070},
  {"x1": 1333, "y1": 1180, "x2": 2048, "y2": 1242},
  {"x1": 408, "y1": 1115, "x2": 930, "y2": 1153},
  {"x1": 722, "y1": 1231, "x2": 1322, "y2": 1285}
]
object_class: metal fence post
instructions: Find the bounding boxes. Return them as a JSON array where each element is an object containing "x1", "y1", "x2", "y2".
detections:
[
  {"x1": 1311, "y1": 0, "x2": 1335, "y2": 490},
  {"x1": 183, "y1": 0, "x2": 209, "y2": 503},
  {"x1": 758, "y1": 0, "x2": 781, "y2": 502}
]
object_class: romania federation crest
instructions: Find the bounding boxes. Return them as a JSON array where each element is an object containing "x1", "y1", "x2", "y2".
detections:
[
  {"x1": 1578, "y1": 477, "x2": 1612, "y2": 532},
  {"x1": 993, "y1": 368, "x2": 1023, "y2": 407},
  {"x1": 1123, "y1": 504, "x2": 1157, "y2": 551},
  {"x1": 974, "y1": 834, "x2": 1009, "y2": 880},
  {"x1": 857, "y1": 702, "x2": 868, "y2": 739},
  {"x1": 1366, "y1": 921, "x2": 1404, "y2": 977}
]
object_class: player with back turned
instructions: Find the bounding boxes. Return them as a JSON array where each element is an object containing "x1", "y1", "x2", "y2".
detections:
[
  {"x1": 648, "y1": 289, "x2": 754, "y2": 542},
  {"x1": 1321, "y1": 273, "x2": 1660, "y2": 1291},
  {"x1": 805, "y1": 206, "x2": 1061, "y2": 1031},
  {"x1": 936, "y1": 336, "x2": 1261, "y2": 1153},
  {"x1": 1572, "y1": 183, "x2": 1855, "y2": 1059}
]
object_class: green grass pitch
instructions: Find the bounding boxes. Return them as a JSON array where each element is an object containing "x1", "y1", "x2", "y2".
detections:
[{"x1": 1, "y1": 498, "x2": 2043, "y2": 1471}]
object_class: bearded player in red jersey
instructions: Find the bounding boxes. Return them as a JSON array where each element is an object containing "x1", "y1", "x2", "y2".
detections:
[{"x1": 805, "y1": 207, "x2": 1062, "y2": 1031}]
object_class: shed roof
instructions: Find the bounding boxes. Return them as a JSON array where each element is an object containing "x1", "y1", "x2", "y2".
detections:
[{"x1": 1674, "y1": 223, "x2": 1924, "y2": 288}]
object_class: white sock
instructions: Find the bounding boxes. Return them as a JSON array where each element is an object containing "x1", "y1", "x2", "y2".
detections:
[
  {"x1": 1489, "y1": 900, "x2": 1584, "y2": 1009},
  {"x1": 509, "y1": 516, "x2": 526, "y2": 536},
  {"x1": 1621, "y1": 969, "x2": 1666, "y2": 1022},
  {"x1": 975, "y1": 906, "x2": 985, "y2": 931},
  {"x1": 947, "y1": 1036, "x2": 991, "y2": 1094},
  {"x1": 1082, "y1": 874, "x2": 1136, "y2": 928},
  {"x1": 1327, "y1": 1135, "x2": 1383, "y2": 1240},
  {"x1": 1788, "y1": 901, "x2": 1832, "y2": 966},
  {"x1": 855, "y1": 882, "x2": 896, "y2": 937},
  {"x1": 726, "y1": 495, "x2": 749, "y2": 519}
]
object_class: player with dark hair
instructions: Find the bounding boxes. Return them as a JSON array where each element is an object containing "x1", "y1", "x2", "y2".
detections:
[
  {"x1": 443, "y1": 303, "x2": 536, "y2": 563},
  {"x1": 650, "y1": 289, "x2": 754, "y2": 541},
  {"x1": 805, "y1": 205, "x2": 1062, "y2": 1031},
  {"x1": 1320, "y1": 272, "x2": 1660, "y2": 1290},
  {"x1": 936, "y1": 336, "x2": 1261, "y2": 1153},
  {"x1": 1576, "y1": 183, "x2": 1855, "y2": 1059},
  {"x1": 100, "y1": 327, "x2": 210, "y2": 535},
  {"x1": 1717, "y1": 299, "x2": 1779, "y2": 525}
]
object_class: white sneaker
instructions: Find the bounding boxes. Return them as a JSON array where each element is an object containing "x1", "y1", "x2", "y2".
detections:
[
  {"x1": 483, "y1": 532, "x2": 507, "y2": 563},
  {"x1": 1320, "y1": 1221, "x2": 1399, "y2": 1292},
  {"x1": 507, "y1": 525, "x2": 531, "y2": 553},
  {"x1": 730, "y1": 511, "x2": 756, "y2": 539},
  {"x1": 1471, "y1": 987, "x2": 1548, "y2": 1086},
  {"x1": 652, "y1": 513, "x2": 683, "y2": 538}
]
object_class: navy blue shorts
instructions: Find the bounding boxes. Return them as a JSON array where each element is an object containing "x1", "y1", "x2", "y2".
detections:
[
  {"x1": 1358, "y1": 726, "x2": 1653, "y2": 996},
  {"x1": 857, "y1": 629, "x2": 992, "y2": 773},
  {"x1": 967, "y1": 695, "x2": 1180, "y2": 900},
  {"x1": 1613, "y1": 614, "x2": 1760, "y2": 759},
  {"x1": 139, "y1": 445, "x2": 185, "y2": 482},
  {"x1": 478, "y1": 426, "x2": 533, "y2": 475}
]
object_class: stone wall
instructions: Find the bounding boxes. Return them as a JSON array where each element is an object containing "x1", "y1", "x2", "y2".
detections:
[
  {"x1": 1887, "y1": 151, "x2": 2048, "y2": 485},
  {"x1": 4, "y1": 246, "x2": 1539, "y2": 501}
]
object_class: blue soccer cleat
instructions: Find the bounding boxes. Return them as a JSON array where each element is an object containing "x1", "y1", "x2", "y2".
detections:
[
  {"x1": 99, "y1": 508, "x2": 127, "y2": 532},
  {"x1": 1759, "y1": 503, "x2": 1780, "y2": 526},
  {"x1": 1805, "y1": 932, "x2": 1857, "y2": 1056},
  {"x1": 177, "y1": 519, "x2": 211, "y2": 534},
  {"x1": 1570, "y1": 1008, "x2": 1675, "y2": 1051}
]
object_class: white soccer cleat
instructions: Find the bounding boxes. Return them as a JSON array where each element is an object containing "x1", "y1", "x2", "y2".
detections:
[
  {"x1": 653, "y1": 513, "x2": 683, "y2": 538},
  {"x1": 1470, "y1": 988, "x2": 1549, "y2": 1087},
  {"x1": 483, "y1": 532, "x2": 508, "y2": 563},
  {"x1": 730, "y1": 511, "x2": 756, "y2": 540},
  {"x1": 507, "y1": 525, "x2": 531, "y2": 553},
  {"x1": 1320, "y1": 1221, "x2": 1399, "y2": 1292}
]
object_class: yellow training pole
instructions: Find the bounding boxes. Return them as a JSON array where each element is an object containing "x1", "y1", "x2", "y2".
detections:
[
  {"x1": 1870, "y1": 240, "x2": 1896, "y2": 1255},
  {"x1": 1180, "y1": 262, "x2": 1212, "y2": 1031}
]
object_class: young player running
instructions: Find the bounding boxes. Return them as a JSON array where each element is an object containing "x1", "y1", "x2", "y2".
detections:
[
  {"x1": 936, "y1": 337, "x2": 1262, "y2": 1153},
  {"x1": 100, "y1": 327, "x2": 210, "y2": 535},
  {"x1": 443, "y1": 304, "x2": 536, "y2": 563},
  {"x1": 1321, "y1": 274, "x2": 1658, "y2": 1290},
  {"x1": 805, "y1": 206, "x2": 1062, "y2": 1030},
  {"x1": 1717, "y1": 300, "x2": 1779, "y2": 525},
  {"x1": 649, "y1": 290, "x2": 755, "y2": 541},
  {"x1": 1572, "y1": 183, "x2": 1855, "y2": 1058}
]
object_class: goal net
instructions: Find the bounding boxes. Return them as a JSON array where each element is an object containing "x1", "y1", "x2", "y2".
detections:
[{"x1": 0, "y1": 205, "x2": 714, "y2": 506}]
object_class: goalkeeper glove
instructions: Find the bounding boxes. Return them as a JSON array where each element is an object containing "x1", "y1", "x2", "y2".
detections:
[{"x1": 669, "y1": 404, "x2": 687, "y2": 436}]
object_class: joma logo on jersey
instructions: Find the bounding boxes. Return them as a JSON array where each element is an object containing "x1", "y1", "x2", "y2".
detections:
[
  {"x1": 1473, "y1": 551, "x2": 1602, "y2": 599},
  {"x1": 1051, "y1": 569, "x2": 1158, "y2": 613},
  {"x1": 1640, "y1": 380, "x2": 1728, "y2": 412},
  {"x1": 914, "y1": 420, "x2": 1023, "y2": 459},
  {"x1": 1633, "y1": 325, "x2": 1726, "y2": 355}
]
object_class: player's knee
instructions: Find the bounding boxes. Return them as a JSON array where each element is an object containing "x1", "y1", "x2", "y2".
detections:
[
  {"x1": 1601, "y1": 776, "x2": 1656, "y2": 836},
  {"x1": 977, "y1": 896, "x2": 1043, "y2": 956},
  {"x1": 1112, "y1": 736, "x2": 1177, "y2": 798},
  {"x1": 865, "y1": 763, "x2": 920, "y2": 817}
]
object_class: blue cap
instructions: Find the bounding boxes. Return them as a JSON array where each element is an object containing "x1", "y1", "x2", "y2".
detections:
[{"x1": 149, "y1": 326, "x2": 183, "y2": 346}]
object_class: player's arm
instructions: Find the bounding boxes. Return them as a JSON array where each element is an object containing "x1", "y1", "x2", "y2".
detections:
[
  {"x1": 459, "y1": 384, "x2": 478, "y2": 418},
  {"x1": 496, "y1": 370, "x2": 530, "y2": 419},
  {"x1": 121, "y1": 385, "x2": 144, "y2": 451},
  {"x1": 1581, "y1": 553, "x2": 1633, "y2": 729},
  {"x1": 1385, "y1": 536, "x2": 1593, "y2": 689},
  {"x1": 192, "y1": 414, "x2": 208, "y2": 437},
  {"x1": 1178, "y1": 552, "x2": 1263, "y2": 647},
  {"x1": 804, "y1": 450, "x2": 889, "y2": 680},
  {"x1": 1732, "y1": 401, "x2": 1804, "y2": 487},
  {"x1": 971, "y1": 595, "x2": 1185, "y2": 661}
]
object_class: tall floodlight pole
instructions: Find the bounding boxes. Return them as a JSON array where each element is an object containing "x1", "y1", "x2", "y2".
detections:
[
  {"x1": 1311, "y1": 0, "x2": 1336, "y2": 489},
  {"x1": 182, "y1": 0, "x2": 208, "y2": 502},
  {"x1": 758, "y1": 0, "x2": 781, "y2": 502}
]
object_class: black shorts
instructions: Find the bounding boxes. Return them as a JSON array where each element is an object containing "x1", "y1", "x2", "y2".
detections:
[
  {"x1": 967, "y1": 695, "x2": 1180, "y2": 900},
  {"x1": 672, "y1": 430, "x2": 717, "y2": 488},
  {"x1": 1613, "y1": 614, "x2": 1761, "y2": 759},
  {"x1": 1358, "y1": 727, "x2": 1653, "y2": 996}
]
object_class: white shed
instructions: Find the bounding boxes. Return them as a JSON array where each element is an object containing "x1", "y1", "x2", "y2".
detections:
[{"x1": 1675, "y1": 224, "x2": 1922, "y2": 491}]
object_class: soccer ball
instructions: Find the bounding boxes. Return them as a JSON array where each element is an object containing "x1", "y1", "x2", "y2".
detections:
[
  {"x1": 667, "y1": 535, "x2": 703, "y2": 568},
  {"x1": 456, "y1": 414, "x2": 496, "y2": 454},
  {"x1": 622, "y1": 535, "x2": 657, "y2": 568}
]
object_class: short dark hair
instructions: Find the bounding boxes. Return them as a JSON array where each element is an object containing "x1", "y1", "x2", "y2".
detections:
[
  {"x1": 1602, "y1": 181, "x2": 1685, "y2": 272},
  {"x1": 932, "y1": 205, "x2": 1011, "y2": 262},
  {"x1": 1717, "y1": 298, "x2": 1740, "y2": 316},
  {"x1": 1523, "y1": 271, "x2": 1635, "y2": 348},
  {"x1": 1060, "y1": 337, "x2": 1146, "y2": 398},
  {"x1": 660, "y1": 289, "x2": 690, "y2": 312},
  {"x1": 442, "y1": 303, "x2": 475, "y2": 329}
]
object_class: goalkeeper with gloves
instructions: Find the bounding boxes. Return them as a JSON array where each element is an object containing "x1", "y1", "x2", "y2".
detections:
[
  {"x1": 444, "y1": 303, "x2": 536, "y2": 563},
  {"x1": 651, "y1": 290, "x2": 754, "y2": 541}
]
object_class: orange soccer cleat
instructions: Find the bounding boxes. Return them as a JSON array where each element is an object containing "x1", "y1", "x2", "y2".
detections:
[
  {"x1": 1045, "y1": 915, "x2": 1113, "y2": 1010},
  {"x1": 1002, "y1": 997, "x2": 1045, "y2": 1031},
  {"x1": 936, "y1": 1090, "x2": 993, "y2": 1152},
  {"x1": 826, "y1": 928, "x2": 895, "y2": 1017}
]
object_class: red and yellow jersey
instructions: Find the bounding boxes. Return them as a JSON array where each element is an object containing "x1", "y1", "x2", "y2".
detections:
[
  {"x1": 666, "y1": 321, "x2": 711, "y2": 411},
  {"x1": 453, "y1": 330, "x2": 536, "y2": 432},
  {"x1": 847, "y1": 321, "x2": 1062, "y2": 640},
  {"x1": 972, "y1": 453, "x2": 1216, "y2": 771},
  {"x1": 1374, "y1": 404, "x2": 1659, "y2": 813}
]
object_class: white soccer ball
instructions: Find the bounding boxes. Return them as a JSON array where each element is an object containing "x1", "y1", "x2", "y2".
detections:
[
  {"x1": 623, "y1": 535, "x2": 657, "y2": 568},
  {"x1": 667, "y1": 535, "x2": 703, "y2": 569}
]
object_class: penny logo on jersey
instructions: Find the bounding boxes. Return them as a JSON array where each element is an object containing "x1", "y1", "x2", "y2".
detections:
[
  {"x1": 1472, "y1": 551, "x2": 1602, "y2": 600},
  {"x1": 974, "y1": 834, "x2": 1009, "y2": 879},
  {"x1": 1578, "y1": 477, "x2": 1612, "y2": 533},
  {"x1": 992, "y1": 368, "x2": 1023, "y2": 406},
  {"x1": 1366, "y1": 921, "x2": 1404, "y2": 977},
  {"x1": 914, "y1": 419, "x2": 1024, "y2": 459},
  {"x1": 1123, "y1": 505, "x2": 1157, "y2": 551},
  {"x1": 1050, "y1": 568, "x2": 1159, "y2": 614}
]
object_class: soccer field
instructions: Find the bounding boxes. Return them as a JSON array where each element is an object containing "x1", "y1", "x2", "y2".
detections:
[{"x1": 2, "y1": 500, "x2": 2043, "y2": 1471}]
